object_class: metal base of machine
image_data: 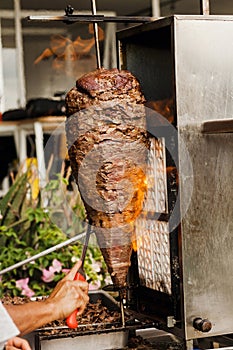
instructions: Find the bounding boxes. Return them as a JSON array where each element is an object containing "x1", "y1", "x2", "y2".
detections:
[{"x1": 35, "y1": 329, "x2": 129, "y2": 350}]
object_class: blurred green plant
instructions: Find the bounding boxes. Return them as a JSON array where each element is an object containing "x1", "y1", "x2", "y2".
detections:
[{"x1": 0, "y1": 165, "x2": 110, "y2": 298}]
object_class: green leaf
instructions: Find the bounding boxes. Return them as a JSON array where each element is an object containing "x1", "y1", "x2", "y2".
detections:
[
  {"x1": 0, "y1": 168, "x2": 109, "y2": 297},
  {"x1": 0, "y1": 173, "x2": 28, "y2": 226}
]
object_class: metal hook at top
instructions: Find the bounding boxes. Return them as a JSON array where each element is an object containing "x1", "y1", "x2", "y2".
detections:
[{"x1": 91, "y1": 0, "x2": 102, "y2": 69}]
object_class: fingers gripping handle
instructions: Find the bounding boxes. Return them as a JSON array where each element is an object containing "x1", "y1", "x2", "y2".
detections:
[
  {"x1": 66, "y1": 307, "x2": 79, "y2": 329},
  {"x1": 66, "y1": 271, "x2": 86, "y2": 328}
]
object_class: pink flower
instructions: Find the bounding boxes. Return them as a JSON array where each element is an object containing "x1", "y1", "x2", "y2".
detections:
[
  {"x1": 21, "y1": 288, "x2": 35, "y2": 298},
  {"x1": 52, "y1": 259, "x2": 62, "y2": 273},
  {"x1": 16, "y1": 277, "x2": 30, "y2": 290},
  {"x1": 91, "y1": 261, "x2": 101, "y2": 273},
  {"x1": 16, "y1": 278, "x2": 35, "y2": 297},
  {"x1": 41, "y1": 259, "x2": 63, "y2": 283},
  {"x1": 41, "y1": 268, "x2": 55, "y2": 282},
  {"x1": 88, "y1": 280, "x2": 101, "y2": 290}
]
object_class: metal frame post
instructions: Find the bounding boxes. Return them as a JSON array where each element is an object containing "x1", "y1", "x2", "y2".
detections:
[
  {"x1": 200, "y1": 0, "x2": 210, "y2": 15},
  {"x1": 14, "y1": 0, "x2": 26, "y2": 107},
  {"x1": 152, "y1": 0, "x2": 160, "y2": 17}
]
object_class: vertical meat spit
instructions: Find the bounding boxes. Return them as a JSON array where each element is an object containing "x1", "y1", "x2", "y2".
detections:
[
  {"x1": 90, "y1": 0, "x2": 101, "y2": 69},
  {"x1": 65, "y1": 68, "x2": 149, "y2": 328},
  {"x1": 26, "y1": 3, "x2": 152, "y2": 330},
  {"x1": 200, "y1": 0, "x2": 210, "y2": 15}
]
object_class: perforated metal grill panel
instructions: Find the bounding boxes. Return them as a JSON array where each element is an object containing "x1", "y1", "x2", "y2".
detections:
[
  {"x1": 144, "y1": 137, "x2": 167, "y2": 214},
  {"x1": 135, "y1": 137, "x2": 171, "y2": 294},
  {"x1": 135, "y1": 219, "x2": 171, "y2": 294}
]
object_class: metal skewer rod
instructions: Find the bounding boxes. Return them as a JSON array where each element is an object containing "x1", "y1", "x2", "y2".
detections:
[
  {"x1": 120, "y1": 300, "x2": 125, "y2": 328},
  {"x1": 90, "y1": 0, "x2": 101, "y2": 68},
  {"x1": 119, "y1": 290, "x2": 125, "y2": 328},
  {"x1": 200, "y1": 0, "x2": 210, "y2": 15},
  {"x1": 0, "y1": 231, "x2": 86, "y2": 276},
  {"x1": 79, "y1": 224, "x2": 92, "y2": 269}
]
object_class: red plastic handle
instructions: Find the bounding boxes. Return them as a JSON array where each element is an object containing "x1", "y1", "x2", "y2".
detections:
[{"x1": 66, "y1": 271, "x2": 86, "y2": 329}]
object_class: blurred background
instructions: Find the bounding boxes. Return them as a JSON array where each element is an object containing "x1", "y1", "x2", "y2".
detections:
[{"x1": 0, "y1": 0, "x2": 233, "y2": 111}]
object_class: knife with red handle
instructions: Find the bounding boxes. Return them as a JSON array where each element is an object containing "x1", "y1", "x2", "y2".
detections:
[{"x1": 66, "y1": 225, "x2": 91, "y2": 329}]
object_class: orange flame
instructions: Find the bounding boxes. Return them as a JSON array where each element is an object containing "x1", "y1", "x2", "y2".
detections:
[
  {"x1": 124, "y1": 167, "x2": 147, "y2": 252},
  {"x1": 123, "y1": 167, "x2": 147, "y2": 224}
]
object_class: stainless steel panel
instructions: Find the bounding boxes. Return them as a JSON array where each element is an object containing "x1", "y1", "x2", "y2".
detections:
[
  {"x1": 118, "y1": 15, "x2": 233, "y2": 342},
  {"x1": 175, "y1": 17, "x2": 233, "y2": 124},
  {"x1": 174, "y1": 16, "x2": 233, "y2": 340},
  {"x1": 38, "y1": 330, "x2": 129, "y2": 350}
]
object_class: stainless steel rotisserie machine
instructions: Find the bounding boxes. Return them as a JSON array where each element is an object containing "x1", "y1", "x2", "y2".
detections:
[
  {"x1": 18, "y1": 10, "x2": 233, "y2": 350},
  {"x1": 117, "y1": 15, "x2": 233, "y2": 348}
]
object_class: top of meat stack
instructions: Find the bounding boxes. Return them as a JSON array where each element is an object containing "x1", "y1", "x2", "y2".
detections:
[
  {"x1": 65, "y1": 68, "x2": 145, "y2": 116},
  {"x1": 65, "y1": 68, "x2": 148, "y2": 289}
]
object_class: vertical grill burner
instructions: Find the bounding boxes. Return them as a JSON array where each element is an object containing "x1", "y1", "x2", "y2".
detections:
[
  {"x1": 135, "y1": 137, "x2": 172, "y2": 294},
  {"x1": 118, "y1": 13, "x2": 233, "y2": 349}
]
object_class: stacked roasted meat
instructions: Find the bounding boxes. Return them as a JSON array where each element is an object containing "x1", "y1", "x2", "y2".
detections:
[{"x1": 65, "y1": 68, "x2": 149, "y2": 288}]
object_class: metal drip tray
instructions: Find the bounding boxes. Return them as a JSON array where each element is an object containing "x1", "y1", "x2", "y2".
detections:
[
  {"x1": 34, "y1": 290, "x2": 129, "y2": 350},
  {"x1": 35, "y1": 328, "x2": 129, "y2": 350}
]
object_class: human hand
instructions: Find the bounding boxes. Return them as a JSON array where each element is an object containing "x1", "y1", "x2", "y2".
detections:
[
  {"x1": 45, "y1": 260, "x2": 89, "y2": 320},
  {"x1": 5, "y1": 337, "x2": 31, "y2": 350}
]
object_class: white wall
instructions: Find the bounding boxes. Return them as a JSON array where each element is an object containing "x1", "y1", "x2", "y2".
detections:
[{"x1": 2, "y1": 48, "x2": 19, "y2": 111}]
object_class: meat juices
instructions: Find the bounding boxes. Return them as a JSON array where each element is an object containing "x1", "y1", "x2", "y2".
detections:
[{"x1": 65, "y1": 68, "x2": 149, "y2": 288}]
